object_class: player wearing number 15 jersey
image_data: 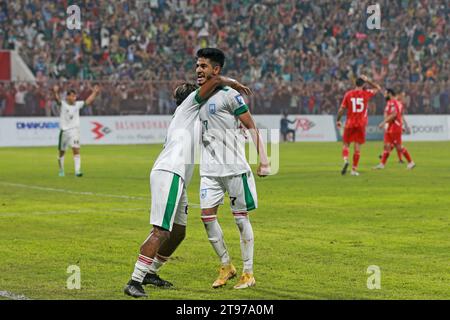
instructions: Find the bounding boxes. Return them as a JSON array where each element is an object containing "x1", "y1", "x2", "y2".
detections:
[{"x1": 336, "y1": 75, "x2": 381, "y2": 176}]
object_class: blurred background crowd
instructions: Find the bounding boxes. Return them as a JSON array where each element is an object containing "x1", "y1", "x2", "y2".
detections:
[{"x1": 0, "y1": 0, "x2": 448, "y2": 116}]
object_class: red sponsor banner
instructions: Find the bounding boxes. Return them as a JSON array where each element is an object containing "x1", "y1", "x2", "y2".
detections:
[{"x1": 0, "y1": 51, "x2": 11, "y2": 81}]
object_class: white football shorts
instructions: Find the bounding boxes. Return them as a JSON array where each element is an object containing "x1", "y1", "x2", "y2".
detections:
[
  {"x1": 58, "y1": 128, "x2": 80, "y2": 151},
  {"x1": 150, "y1": 170, "x2": 188, "y2": 231},
  {"x1": 200, "y1": 171, "x2": 258, "y2": 213}
]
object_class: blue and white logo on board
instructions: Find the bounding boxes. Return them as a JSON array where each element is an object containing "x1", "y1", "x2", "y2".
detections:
[
  {"x1": 235, "y1": 95, "x2": 245, "y2": 106},
  {"x1": 209, "y1": 103, "x2": 216, "y2": 114}
]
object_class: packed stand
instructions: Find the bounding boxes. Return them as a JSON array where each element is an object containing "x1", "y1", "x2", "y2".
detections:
[{"x1": 0, "y1": 0, "x2": 448, "y2": 116}]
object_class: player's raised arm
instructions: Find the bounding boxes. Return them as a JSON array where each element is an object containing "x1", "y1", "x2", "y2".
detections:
[
  {"x1": 85, "y1": 85, "x2": 100, "y2": 106},
  {"x1": 197, "y1": 76, "x2": 252, "y2": 103},
  {"x1": 53, "y1": 85, "x2": 62, "y2": 106},
  {"x1": 360, "y1": 75, "x2": 382, "y2": 94},
  {"x1": 238, "y1": 111, "x2": 270, "y2": 177}
]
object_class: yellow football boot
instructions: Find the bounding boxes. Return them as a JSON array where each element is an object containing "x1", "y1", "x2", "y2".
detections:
[
  {"x1": 212, "y1": 264, "x2": 237, "y2": 288},
  {"x1": 233, "y1": 272, "x2": 256, "y2": 289}
]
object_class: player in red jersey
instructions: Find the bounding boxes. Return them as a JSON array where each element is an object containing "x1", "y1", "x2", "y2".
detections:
[
  {"x1": 377, "y1": 91, "x2": 411, "y2": 163},
  {"x1": 336, "y1": 75, "x2": 381, "y2": 176},
  {"x1": 374, "y1": 89, "x2": 415, "y2": 170}
]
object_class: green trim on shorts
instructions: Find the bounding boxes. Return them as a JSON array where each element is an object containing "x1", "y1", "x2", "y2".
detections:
[
  {"x1": 162, "y1": 173, "x2": 180, "y2": 230},
  {"x1": 58, "y1": 130, "x2": 63, "y2": 150},
  {"x1": 234, "y1": 104, "x2": 249, "y2": 116},
  {"x1": 242, "y1": 173, "x2": 256, "y2": 211}
]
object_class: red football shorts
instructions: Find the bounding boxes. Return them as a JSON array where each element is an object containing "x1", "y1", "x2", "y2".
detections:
[
  {"x1": 343, "y1": 126, "x2": 366, "y2": 144},
  {"x1": 384, "y1": 130, "x2": 402, "y2": 145}
]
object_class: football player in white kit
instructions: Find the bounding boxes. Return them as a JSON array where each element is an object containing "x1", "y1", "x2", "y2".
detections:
[
  {"x1": 196, "y1": 48, "x2": 271, "y2": 290},
  {"x1": 53, "y1": 85, "x2": 100, "y2": 177},
  {"x1": 124, "y1": 76, "x2": 251, "y2": 298}
]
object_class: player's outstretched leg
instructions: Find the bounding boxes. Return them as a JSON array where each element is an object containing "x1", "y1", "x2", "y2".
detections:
[
  {"x1": 143, "y1": 224, "x2": 186, "y2": 288},
  {"x1": 201, "y1": 209, "x2": 236, "y2": 288},
  {"x1": 233, "y1": 212, "x2": 256, "y2": 289},
  {"x1": 124, "y1": 227, "x2": 170, "y2": 298},
  {"x1": 341, "y1": 144, "x2": 350, "y2": 175},
  {"x1": 73, "y1": 148, "x2": 82, "y2": 177},
  {"x1": 58, "y1": 151, "x2": 65, "y2": 177}
]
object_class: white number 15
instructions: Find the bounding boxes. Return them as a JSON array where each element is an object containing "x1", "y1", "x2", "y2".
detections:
[{"x1": 351, "y1": 98, "x2": 364, "y2": 113}]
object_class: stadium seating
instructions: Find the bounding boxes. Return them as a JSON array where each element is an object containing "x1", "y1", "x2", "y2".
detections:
[{"x1": 0, "y1": 0, "x2": 448, "y2": 116}]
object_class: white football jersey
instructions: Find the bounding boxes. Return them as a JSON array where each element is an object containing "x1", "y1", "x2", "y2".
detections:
[
  {"x1": 152, "y1": 90, "x2": 202, "y2": 186},
  {"x1": 59, "y1": 100, "x2": 85, "y2": 131},
  {"x1": 199, "y1": 87, "x2": 251, "y2": 177}
]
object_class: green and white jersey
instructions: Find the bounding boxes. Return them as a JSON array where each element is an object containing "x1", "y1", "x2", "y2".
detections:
[
  {"x1": 199, "y1": 86, "x2": 251, "y2": 177},
  {"x1": 152, "y1": 90, "x2": 202, "y2": 186},
  {"x1": 59, "y1": 100, "x2": 85, "y2": 131}
]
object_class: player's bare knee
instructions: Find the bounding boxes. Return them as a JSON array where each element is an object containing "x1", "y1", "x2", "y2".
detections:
[{"x1": 201, "y1": 207, "x2": 218, "y2": 216}]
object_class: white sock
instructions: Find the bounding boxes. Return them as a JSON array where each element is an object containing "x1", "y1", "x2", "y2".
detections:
[
  {"x1": 234, "y1": 213, "x2": 254, "y2": 274},
  {"x1": 74, "y1": 155, "x2": 81, "y2": 173},
  {"x1": 148, "y1": 254, "x2": 168, "y2": 274},
  {"x1": 202, "y1": 215, "x2": 231, "y2": 265},
  {"x1": 131, "y1": 254, "x2": 153, "y2": 283},
  {"x1": 58, "y1": 156, "x2": 65, "y2": 171}
]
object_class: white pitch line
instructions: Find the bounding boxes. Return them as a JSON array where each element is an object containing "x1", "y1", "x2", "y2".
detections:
[
  {"x1": 0, "y1": 181, "x2": 201, "y2": 208},
  {"x1": 0, "y1": 207, "x2": 147, "y2": 218},
  {"x1": 0, "y1": 182, "x2": 147, "y2": 201},
  {"x1": 0, "y1": 291, "x2": 31, "y2": 300}
]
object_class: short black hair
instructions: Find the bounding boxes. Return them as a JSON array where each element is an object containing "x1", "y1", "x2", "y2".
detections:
[
  {"x1": 173, "y1": 83, "x2": 198, "y2": 106},
  {"x1": 67, "y1": 89, "x2": 76, "y2": 95},
  {"x1": 386, "y1": 88, "x2": 396, "y2": 96},
  {"x1": 355, "y1": 78, "x2": 365, "y2": 87},
  {"x1": 196, "y1": 48, "x2": 225, "y2": 68}
]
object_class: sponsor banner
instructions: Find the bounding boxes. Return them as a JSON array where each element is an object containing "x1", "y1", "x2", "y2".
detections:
[
  {"x1": 403, "y1": 115, "x2": 449, "y2": 141},
  {"x1": 448, "y1": 116, "x2": 450, "y2": 140},
  {"x1": 0, "y1": 116, "x2": 172, "y2": 147},
  {"x1": 0, "y1": 117, "x2": 60, "y2": 147},
  {"x1": 1, "y1": 115, "x2": 449, "y2": 147},
  {"x1": 253, "y1": 115, "x2": 337, "y2": 142},
  {"x1": 81, "y1": 116, "x2": 172, "y2": 145}
]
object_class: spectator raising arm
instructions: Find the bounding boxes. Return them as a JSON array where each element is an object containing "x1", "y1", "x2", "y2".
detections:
[
  {"x1": 85, "y1": 85, "x2": 101, "y2": 105},
  {"x1": 53, "y1": 85, "x2": 62, "y2": 106}
]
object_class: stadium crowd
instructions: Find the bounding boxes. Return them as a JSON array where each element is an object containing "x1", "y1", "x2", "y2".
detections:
[{"x1": 0, "y1": 0, "x2": 448, "y2": 116}]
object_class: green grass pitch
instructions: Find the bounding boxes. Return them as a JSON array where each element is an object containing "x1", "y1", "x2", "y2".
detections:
[{"x1": 0, "y1": 142, "x2": 449, "y2": 300}]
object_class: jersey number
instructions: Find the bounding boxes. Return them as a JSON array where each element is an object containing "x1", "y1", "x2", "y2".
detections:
[
  {"x1": 230, "y1": 197, "x2": 237, "y2": 206},
  {"x1": 350, "y1": 98, "x2": 364, "y2": 113}
]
